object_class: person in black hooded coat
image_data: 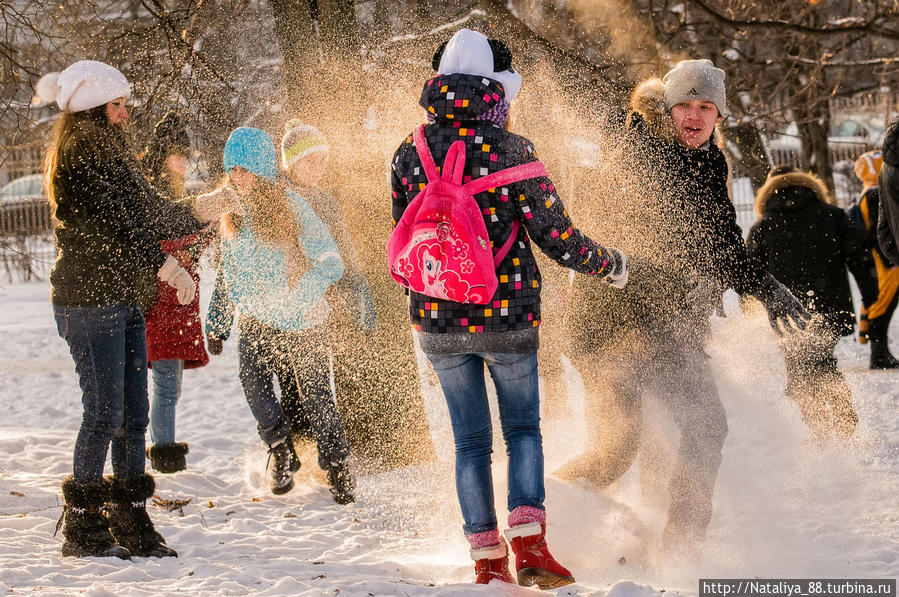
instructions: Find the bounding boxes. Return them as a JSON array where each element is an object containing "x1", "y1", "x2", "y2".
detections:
[
  {"x1": 747, "y1": 166, "x2": 878, "y2": 438},
  {"x1": 876, "y1": 119, "x2": 899, "y2": 265}
]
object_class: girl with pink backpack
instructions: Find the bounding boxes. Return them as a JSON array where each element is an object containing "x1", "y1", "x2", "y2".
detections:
[{"x1": 388, "y1": 29, "x2": 628, "y2": 588}]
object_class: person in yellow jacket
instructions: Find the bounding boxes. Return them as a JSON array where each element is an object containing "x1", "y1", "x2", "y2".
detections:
[{"x1": 854, "y1": 150, "x2": 899, "y2": 369}]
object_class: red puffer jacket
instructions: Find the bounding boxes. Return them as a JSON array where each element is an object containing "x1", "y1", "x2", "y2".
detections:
[{"x1": 145, "y1": 226, "x2": 215, "y2": 368}]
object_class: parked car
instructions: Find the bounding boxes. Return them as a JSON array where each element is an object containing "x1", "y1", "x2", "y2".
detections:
[
  {"x1": 0, "y1": 174, "x2": 44, "y2": 204},
  {"x1": 1, "y1": 173, "x2": 51, "y2": 235}
]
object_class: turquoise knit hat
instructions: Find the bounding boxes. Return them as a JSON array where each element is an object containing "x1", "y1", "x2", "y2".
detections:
[{"x1": 223, "y1": 127, "x2": 278, "y2": 181}]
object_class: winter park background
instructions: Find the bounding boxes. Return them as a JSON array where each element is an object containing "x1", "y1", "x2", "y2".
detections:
[
  {"x1": 1, "y1": 263, "x2": 898, "y2": 594},
  {"x1": 2, "y1": 0, "x2": 899, "y2": 595}
]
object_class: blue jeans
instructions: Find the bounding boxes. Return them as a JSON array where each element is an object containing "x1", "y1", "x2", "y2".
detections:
[
  {"x1": 149, "y1": 359, "x2": 183, "y2": 445},
  {"x1": 238, "y1": 317, "x2": 349, "y2": 466},
  {"x1": 54, "y1": 303, "x2": 149, "y2": 482},
  {"x1": 426, "y1": 351, "x2": 544, "y2": 535}
]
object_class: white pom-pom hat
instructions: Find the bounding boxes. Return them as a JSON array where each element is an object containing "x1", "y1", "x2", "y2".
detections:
[
  {"x1": 281, "y1": 119, "x2": 329, "y2": 170},
  {"x1": 34, "y1": 60, "x2": 131, "y2": 113},
  {"x1": 436, "y1": 29, "x2": 522, "y2": 104}
]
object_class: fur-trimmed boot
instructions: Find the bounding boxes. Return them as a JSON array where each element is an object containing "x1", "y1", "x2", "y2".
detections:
[
  {"x1": 505, "y1": 522, "x2": 575, "y2": 589},
  {"x1": 146, "y1": 443, "x2": 189, "y2": 474},
  {"x1": 470, "y1": 538, "x2": 516, "y2": 585},
  {"x1": 58, "y1": 476, "x2": 130, "y2": 559},
  {"x1": 105, "y1": 474, "x2": 177, "y2": 558}
]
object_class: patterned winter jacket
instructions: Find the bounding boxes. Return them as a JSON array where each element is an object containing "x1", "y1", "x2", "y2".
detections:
[{"x1": 391, "y1": 73, "x2": 620, "y2": 354}]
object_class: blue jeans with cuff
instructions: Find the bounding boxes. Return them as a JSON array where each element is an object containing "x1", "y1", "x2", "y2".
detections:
[{"x1": 426, "y1": 351, "x2": 544, "y2": 535}]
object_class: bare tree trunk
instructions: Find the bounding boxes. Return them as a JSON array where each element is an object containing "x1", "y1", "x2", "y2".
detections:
[
  {"x1": 318, "y1": 0, "x2": 359, "y2": 59},
  {"x1": 269, "y1": 0, "x2": 319, "y2": 111},
  {"x1": 798, "y1": 105, "x2": 834, "y2": 190},
  {"x1": 723, "y1": 123, "x2": 772, "y2": 191}
]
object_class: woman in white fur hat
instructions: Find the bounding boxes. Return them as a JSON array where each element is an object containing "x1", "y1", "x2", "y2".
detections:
[{"x1": 37, "y1": 60, "x2": 239, "y2": 560}]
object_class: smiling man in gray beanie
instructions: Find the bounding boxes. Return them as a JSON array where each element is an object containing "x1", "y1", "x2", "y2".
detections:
[
  {"x1": 560, "y1": 55, "x2": 809, "y2": 563},
  {"x1": 663, "y1": 59, "x2": 727, "y2": 116},
  {"x1": 657, "y1": 59, "x2": 727, "y2": 149}
]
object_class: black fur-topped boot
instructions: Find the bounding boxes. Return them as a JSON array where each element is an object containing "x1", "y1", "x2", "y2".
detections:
[
  {"x1": 105, "y1": 474, "x2": 177, "y2": 558},
  {"x1": 146, "y1": 443, "x2": 189, "y2": 474},
  {"x1": 58, "y1": 476, "x2": 131, "y2": 559},
  {"x1": 868, "y1": 316, "x2": 899, "y2": 369}
]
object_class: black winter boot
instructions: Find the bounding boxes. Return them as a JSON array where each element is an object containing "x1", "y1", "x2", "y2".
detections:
[
  {"x1": 326, "y1": 460, "x2": 355, "y2": 505},
  {"x1": 868, "y1": 316, "x2": 899, "y2": 369},
  {"x1": 106, "y1": 474, "x2": 177, "y2": 558},
  {"x1": 267, "y1": 437, "x2": 301, "y2": 495},
  {"x1": 146, "y1": 443, "x2": 189, "y2": 474},
  {"x1": 58, "y1": 476, "x2": 130, "y2": 559}
]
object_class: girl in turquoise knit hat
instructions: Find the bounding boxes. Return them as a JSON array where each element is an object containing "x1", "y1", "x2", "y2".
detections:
[{"x1": 205, "y1": 127, "x2": 355, "y2": 502}]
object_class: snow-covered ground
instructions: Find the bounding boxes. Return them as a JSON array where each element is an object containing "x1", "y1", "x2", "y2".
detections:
[{"x1": 0, "y1": 278, "x2": 896, "y2": 596}]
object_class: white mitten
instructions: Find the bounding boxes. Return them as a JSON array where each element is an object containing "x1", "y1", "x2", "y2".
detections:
[
  {"x1": 158, "y1": 255, "x2": 197, "y2": 305},
  {"x1": 604, "y1": 248, "x2": 629, "y2": 289},
  {"x1": 191, "y1": 187, "x2": 242, "y2": 221}
]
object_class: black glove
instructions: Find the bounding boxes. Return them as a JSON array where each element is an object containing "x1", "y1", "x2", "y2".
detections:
[
  {"x1": 751, "y1": 274, "x2": 810, "y2": 336},
  {"x1": 207, "y1": 335, "x2": 224, "y2": 355}
]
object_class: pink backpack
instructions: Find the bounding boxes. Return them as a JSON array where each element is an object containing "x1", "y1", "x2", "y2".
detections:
[{"x1": 388, "y1": 124, "x2": 548, "y2": 305}]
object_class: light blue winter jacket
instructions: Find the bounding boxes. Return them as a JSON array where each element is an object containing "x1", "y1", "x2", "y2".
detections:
[{"x1": 206, "y1": 189, "x2": 344, "y2": 335}]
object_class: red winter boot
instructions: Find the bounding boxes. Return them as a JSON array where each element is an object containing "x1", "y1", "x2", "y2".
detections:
[
  {"x1": 471, "y1": 540, "x2": 516, "y2": 585},
  {"x1": 505, "y1": 522, "x2": 575, "y2": 589}
]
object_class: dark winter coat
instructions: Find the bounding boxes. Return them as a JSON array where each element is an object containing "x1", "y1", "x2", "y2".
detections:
[
  {"x1": 877, "y1": 119, "x2": 899, "y2": 265},
  {"x1": 390, "y1": 73, "x2": 619, "y2": 354},
  {"x1": 144, "y1": 227, "x2": 214, "y2": 368},
  {"x1": 747, "y1": 172, "x2": 878, "y2": 337},
  {"x1": 565, "y1": 78, "x2": 767, "y2": 355},
  {"x1": 50, "y1": 115, "x2": 202, "y2": 312}
]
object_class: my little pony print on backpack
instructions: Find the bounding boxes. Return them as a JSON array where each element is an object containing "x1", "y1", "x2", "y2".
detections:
[{"x1": 387, "y1": 124, "x2": 548, "y2": 305}]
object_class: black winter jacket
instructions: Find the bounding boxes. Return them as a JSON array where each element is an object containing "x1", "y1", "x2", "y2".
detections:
[
  {"x1": 877, "y1": 119, "x2": 899, "y2": 265},
  {"x1": 391, "y1": 73, "x2": 619, "y2": 354},
  {"x1": 565, "y1": 78, "x2": 766, "y2": 354},
  {"x1": 50, "y1": 115, "x2": 202, "y2": 311},
  {"x1": 747, "y1": 171, "x2": 878, "y2": 337}
]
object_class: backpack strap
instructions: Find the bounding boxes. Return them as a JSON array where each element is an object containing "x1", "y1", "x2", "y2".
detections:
[
  {"x1": 464, "y1": 161, "x2": 548, "y2": 267},
  {"x1": 464, "y1": 161, "x2": 549, "y2": 196},
  {"x1": 412, "y1": 124, "x2": 440, "y2": 182}
]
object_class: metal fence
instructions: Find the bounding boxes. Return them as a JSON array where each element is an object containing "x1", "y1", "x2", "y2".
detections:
[
  {"x1": 0, "y1": 198, "x2": 52, "y2": 236},
  {"x1": 0, "y1": 196, "x2": 54, "y2": 282}
]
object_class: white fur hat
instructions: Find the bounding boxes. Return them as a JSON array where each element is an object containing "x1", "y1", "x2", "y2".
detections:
[
  {"x1": 436, "y1": 29, "x2": 522, "y2": 104},
  {"x1": 663, "y1": 59, "x2": 726, "y2": 116},
  {"x1": 35, "y1": 60, "x2": 131, "y2": 113}
]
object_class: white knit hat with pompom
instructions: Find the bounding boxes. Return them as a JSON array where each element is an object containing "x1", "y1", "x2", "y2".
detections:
[{"x1": 35, "y1": 60, "x2": 130, "y2": 113}]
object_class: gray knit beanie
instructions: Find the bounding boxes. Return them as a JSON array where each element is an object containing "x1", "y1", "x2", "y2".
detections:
[{"x1": 663, "y1": 59, "x2": 726, "y2": 116}]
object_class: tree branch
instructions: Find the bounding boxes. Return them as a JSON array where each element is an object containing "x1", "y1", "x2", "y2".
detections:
[{"x1": 689, "y1": 0, "x2": 899, "y2": 40}]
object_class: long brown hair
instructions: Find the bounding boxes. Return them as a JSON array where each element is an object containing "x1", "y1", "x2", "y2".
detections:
[
  {"x1": 42, "y1": 106, "x2": 117, "y2": 218},
  {"x1": 221, "y1": 176, "x2": 310, "y2": 287}
]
